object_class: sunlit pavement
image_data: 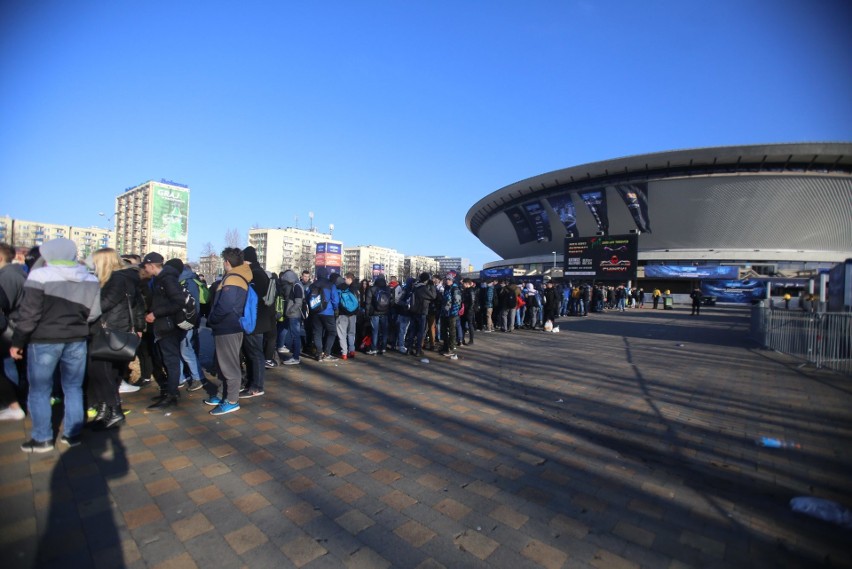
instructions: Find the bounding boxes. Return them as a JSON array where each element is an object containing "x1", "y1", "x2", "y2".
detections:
[{"x1": 2, "y1": 306, "x2": 850, "y2": 568}]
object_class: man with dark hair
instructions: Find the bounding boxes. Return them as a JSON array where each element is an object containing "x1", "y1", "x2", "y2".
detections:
[
  {"x1": 409, "y1": 272, "x2": 436, "y2": 357},
  {"x1": 142, "y1": 252, "x2": 187, "y2": 411},
  {"x1": 205, "y1": 248, "x2": 253, "y2": 415},
  {"x1": 440, "y1": 275, "x2": 462, "y2": 359},
  {"x1": 0, "y1": 242, "x2": 27, "y2": 418}
]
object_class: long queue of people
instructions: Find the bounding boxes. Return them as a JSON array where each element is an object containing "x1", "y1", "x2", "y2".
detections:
[{"x1": 0, "y1": 239, "x2": 584, "y2": 453}]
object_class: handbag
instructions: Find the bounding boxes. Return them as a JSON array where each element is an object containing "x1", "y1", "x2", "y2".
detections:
[{"x1": 89, "y1": 294, "x2": 141, "y2": 362}]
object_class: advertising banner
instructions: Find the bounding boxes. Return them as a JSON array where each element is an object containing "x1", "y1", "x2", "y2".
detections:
[
  {"x1": 151, "y1": 184, "x2": 189, "y2": 249},
  {"x1": 701, "y1": 280, "x2": 767, "y2": 303},
  {"x1": 644, "y1": 265, "x2": 739, "y2": 280},
  {"x1": 522, "y1": 200, "x2": 552, "y2": 242},
  {"x1": 616, "y1": 183, "x2": 652, "y2": 233},
  {"x1": 504, "y1": 206, "x2": 536, "y2": 244},
  {"x1": 578, "y1": 189, "x2": 609, "y2": 235},
  {"x1": 827, "y1": 260, "x2": 852, "y2": 312},
  {"x1": 372, "y1": 264, "x2": 385, "y2": 279},
  {"x1": 479, "y1": 268, "x2": 514, "y2": 281},
  {"x1": 315, "y1": 242, "x2": 342, "y2": 269},
  {"x1": 563, "y1": 234, "x2": 638, "y2": 282},
  {"x1": 546, "y1": 192, "x2": 578, "y2": 238}
]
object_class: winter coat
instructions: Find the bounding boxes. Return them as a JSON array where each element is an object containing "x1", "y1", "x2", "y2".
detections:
[{"x1": 207, "y1": 263, "x2": 253, "y2": 336}]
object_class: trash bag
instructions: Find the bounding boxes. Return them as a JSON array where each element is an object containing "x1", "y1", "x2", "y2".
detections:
[
  {"x1": 543, "y1": 320, "x2": 553, "y2": 332},
  {"x1": 790, "y1": 497, "x2": 852, "y2": 529}
]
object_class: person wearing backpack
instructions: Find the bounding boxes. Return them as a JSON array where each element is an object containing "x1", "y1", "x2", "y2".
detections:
[
  {"x1": 393, "y1": 277, "x2": 415, "y2": 353},
  {"x1": 278, "y1": 269, "x2": 305, "y2": 365},
  {"x1": 440, "y1": 275, "x2": 463, "y2": 359},
  {"x1": 461, "y1": 278, "x2": 478, "y2": 345},
  {"x1": 141, "y1": 252, "x2": 189, "y2": 412},
  {"x1": 308, "y1": 273, "x2": 340, "y2": 362},
  {"x1": 205, "y1": 248, "x2": 253, "y2": 415},
  {"x1": 409, "y1": 272, "x2": 436, "y2": 357},
  {"x1": 336, "y1": 272, "x2": 359, "y2": 360},
  {"x1": 173, "y1": 259, "x2": 205, "y2": 392},
  {"x1": 365, "y1": 276, "x2": 391, "y2": 355}
]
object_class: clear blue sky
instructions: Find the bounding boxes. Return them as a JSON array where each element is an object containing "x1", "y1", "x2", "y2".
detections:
[{"x1": 2, "y1": 0, "x2": 850, "y2": 270}]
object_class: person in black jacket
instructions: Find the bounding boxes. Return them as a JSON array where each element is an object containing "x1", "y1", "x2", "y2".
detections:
[
  {"x1": 240, "y1": 247, "x2": 271, "y2": 396},
  {"x1": 365, "y1": 276, "x2": 391, "y2": 355},
  {"x1": 335, "y1": 273, "x2": 359, "y2": 360},
  {"x1": 88, "y1": 249, "x2": 145, "y2": 428},
  {"x1": 141, "y1": 252, "x2": 186, "y2": 411},
  {"x1": 409, "y1": 272, "x2": 436, "y2": 357}
]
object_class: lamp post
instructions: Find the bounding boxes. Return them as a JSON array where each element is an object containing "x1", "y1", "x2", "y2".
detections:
[{"x1": 552, "y1": 251, "x2": 557, "y2": 271}]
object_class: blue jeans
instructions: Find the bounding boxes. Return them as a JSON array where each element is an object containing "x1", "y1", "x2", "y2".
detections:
[
  {"x1": 284, "y1": 317, "x2": 302, "y2": 361},
  {"x1": 179, "y1": 328, "x2": 203, "y2": 382},
  {"x1": 370, "y1": 315, "x2": 388, "y2": 352},
  {"x1": 410, "y1": 314, "x2": 427, "y2": 352},
  {"x1": 395, "y1": 315, "x2": 410, "y2": 352},
  {"x1": 27, "y1": 341, "x2": 86, "y2": 442}
]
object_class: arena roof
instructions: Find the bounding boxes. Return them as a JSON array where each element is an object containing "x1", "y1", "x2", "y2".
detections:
[{"x1": 467, "y1": 143, "x2": 852, "y2": 263}]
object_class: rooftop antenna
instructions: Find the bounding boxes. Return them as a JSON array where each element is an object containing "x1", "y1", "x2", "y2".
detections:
[
  {"x1": 329, "y1": 223, "x2": 334, "y2": 238},
  {"x1": 309, "y1": 211, "x2": 314, "y2": 231}
]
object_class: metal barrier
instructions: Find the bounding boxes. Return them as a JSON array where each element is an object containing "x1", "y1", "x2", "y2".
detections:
[{"x1": 751, "y1": 306, "x2": 852, "y2": 375}]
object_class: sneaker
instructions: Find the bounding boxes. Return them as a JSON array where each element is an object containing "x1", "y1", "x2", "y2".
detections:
[
  {"x1": 277, "y1": 346, "x2": 290, "y2": 355},
  {"x1": 366, "y1": 349, "x2": 378, "y2": 355},
  {"x1": 210, "y1": 401, "x2": 240, "y2": 416},
  {"x1": 204, "y1": 396, "x2": 223, "y2": 406},
  {"x1": 21, "y1": 439, "x2": 54, "y2": 453},
  {"x1": 186, "y1": 379, "x2": 204, "y2": 392},
  {"x1": 137, "y1": 376, "x2": 153, "y2": 384},
  {"x1": 348, "y1": 351, "x2": 355, "y2": 359},
  {"x1": 341, "y1": 354, "x2": 348, "y2": 361},
  {"x1": 282, "y1": 358, "x2": 301, "y2": 366},
  {"x1": 398, "y1": 347, "x2": 407, "y2": 354},
  {"x1": 324, "y1": 355, "x2": 338, "y2": 362},
  {"x1": 239, "y1": 389, "x2": 265, "y2": 399},
  {"x1": 265, "y1": 359, "x2": 277, "y2": 369},
  {"x1": 147, "y1": 395, "x2": 178, "y2": 411},
  {"x1": 0, "y1": 406, "x2": 25, "y2": 421},
  {"x1": 118, "y1": 380, "x2": 140, "y2": 393},
  {"x1": 450, "y1": 354, "x2": 459, "y2": 360},
  {"x1": 60, "y1": 435, "x2": 82, "y2": 447},
  {"x1": 443, "y1": 351, "x2": 457, "y2": 357}
]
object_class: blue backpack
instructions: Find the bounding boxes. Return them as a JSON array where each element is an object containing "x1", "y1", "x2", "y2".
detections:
[
  {"x1": 230, "y1": 274, "x2": 258, "y2": 334},
  {"x1": 339, "y1": 288, "x2": 359, "y2": 312}
]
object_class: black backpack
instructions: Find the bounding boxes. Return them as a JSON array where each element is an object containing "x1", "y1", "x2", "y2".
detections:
[{"x1": 175, "y1": 282, "x2": 198, "y2": 330}]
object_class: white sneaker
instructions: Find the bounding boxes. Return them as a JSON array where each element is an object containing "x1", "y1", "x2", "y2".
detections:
[
  {"x1": 0, "y1": 406, "x2": 26, "y2": 421},
  {"x1": 119, "y1": 380, "x2": 141, "y2": 393}
]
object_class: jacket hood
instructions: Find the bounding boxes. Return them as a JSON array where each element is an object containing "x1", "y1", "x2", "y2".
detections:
[
  {"x1": 281, "y1": 269, "x2": 298, "y2": 284},
  {"x1": 222, "y1": 263, "x2": 253, "y2": 290},
  {"x1": 40, "y1": 238, "x2": 78, "y2": 266}
]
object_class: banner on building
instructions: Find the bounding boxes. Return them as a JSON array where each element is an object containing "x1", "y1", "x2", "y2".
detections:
[
  {"x1": 644, "y1": 265, "x2": 739, "y2": 280},
  {"x1": 563, "y1": 234, "x2": 638, "y2": 282},
  {"x1": 315, "y1": 242, "x2": 342, "y2": 271},
  {"x1": 479, "y1": 268, "x2": 514, "y2": 280},
  {"x1": 701, "y1": 280, "x2": 766, "y2": 304},
  {"x1": 522, "y1": 200, "x2": 552, "y2": 242},
  {"x1": 504, "y1": 206, "x2": 536, "y2": 244},
  {"x1": 578, "y1": 189, "x2": 609, "y2": 235},
  {"x1": 372, "y1": 264, "x2": 384, "y2": 279},
  {"x1": 150, "y1": 184, "x2": 189, "y2": 249},
  {"x1": 615, "y1": 183, "x2": 651, "y2": 233},
  {"x1": 546, "y1": 193, "x2": 578, "y2": 238}
]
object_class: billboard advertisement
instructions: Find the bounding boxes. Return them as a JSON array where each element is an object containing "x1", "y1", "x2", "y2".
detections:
[
  {"x1": 616, "y1": 183, "x2": 652, "y2": 233},
  {"x1": 505, "y1": 206, "x2": 536, "y2": 244},
  {"x1": 372, "y1": 264, "x2": 384, "y2": 279},
  {"x1": 151, "y1": 184, "x2": 189, "y2": 249},
  {"x1": 827, "y1": 259, "x2": 852, "y2": 312},
  {"x1": 546, "y1": 192, "x2": 578, "y2": 238},
  {"x1": 644, "y1": 265, "x2": 739, "y2": 280},
  {"x1": 315, "y1": 242, "x2": 342, "y2": 270},
  {"x1": 563, "y1": 234, "x2": 638, "y2": 282},
  {"x1": 578, "y1": 189, "x2": 609, "y2": 235},
  {"x1": 701, "y1": 280, "x2": 767, "y2": 304},
  {"x1": 480, "y1": 267, "x2": 514, "y2": 281},
  {"x1": 522, "y1": 200, "x2": 552, "y2": 243}
]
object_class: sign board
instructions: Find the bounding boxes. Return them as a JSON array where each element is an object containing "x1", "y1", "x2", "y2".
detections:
[{"x1": 563, "y1": 234, "x2": 638, "y2": 282}]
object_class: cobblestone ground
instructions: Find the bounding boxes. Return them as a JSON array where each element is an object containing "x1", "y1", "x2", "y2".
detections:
[{"x1": 1, "y1": 306, "x2": 850, "y2": 569}]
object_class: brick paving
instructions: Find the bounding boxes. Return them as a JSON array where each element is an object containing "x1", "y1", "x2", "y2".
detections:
[{"x1": 1, "y1": 306, "x2": 851, "y2": 568}]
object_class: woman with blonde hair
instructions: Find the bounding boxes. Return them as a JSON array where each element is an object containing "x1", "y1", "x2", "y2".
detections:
[{"x1": 88, "y1": 248, "x2": 145, "y2": 429}]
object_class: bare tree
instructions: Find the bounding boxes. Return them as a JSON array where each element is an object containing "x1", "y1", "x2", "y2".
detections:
[
  {"x1": 224, "y1": 228, "x2": 242, "y2": 248},
  {"x1": 201, "y1": 241, "x2": 217, "y2": 257}
]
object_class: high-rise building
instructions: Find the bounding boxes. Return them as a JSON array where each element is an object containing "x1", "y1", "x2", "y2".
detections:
[
  {"x1": 114, "y1": 179, "x2": 190, "y2": 260},
  {"x1": 0, "y1": 216, "x2": 111, "y2": 259},
  {"x1": 429, "y1": 256, "x2": 471, "y2": 275},
  {"x1": 343, "y1": 245, "x2": 405, "y2": 281},
  {"x1": 248, "y1": 227, "x2": 341, "y2": 275},
  {"x1": 403, "y1": 255, "x2": 440, "y2": 280}
]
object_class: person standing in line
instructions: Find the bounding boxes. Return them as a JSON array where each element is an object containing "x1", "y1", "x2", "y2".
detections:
[
  {"x1": 239, "y1": 247, "x2": 271, "y2": 397},
  {"x1": 336, "y1": 273, "x2": 359, "y2": 360},
  {"x1": 11, "y1": 238, "x2": 100, "y2": 451},
  {"x1": 440, "y1": 275, "x2": 462, "y2": 359},
  {"x1": 690, "y1": 287, "x2": 703, "y2": 316},
  {"x1": 205, "y1": 248, "x2": 253, "y2": 415},
  {"x1": 0, "y1": 242, "x2": 27, "y2": 421}
]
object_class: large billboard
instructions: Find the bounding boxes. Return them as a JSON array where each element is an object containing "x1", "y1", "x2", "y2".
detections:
[
  {"x1": 563, "y1": 234, "x2": 638, "y2": 282},
  {"x1": 151, "y1": 184, "x2": 189, "y2": 250},
  {"x1": 644, "y1": 265, "x2": 739, "y2": 280}
]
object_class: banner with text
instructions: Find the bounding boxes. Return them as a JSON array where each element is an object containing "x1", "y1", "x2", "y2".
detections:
[
  {"x1": 522, "y1": 200, "x2": 552, "y2": 242},
  {"x1": 578, "y1": 189, "x2": 609, "y2": 235},
  {"x1": 616, "y1": 183, "x2": 651, "y2": 233},
  {"x1": 563, "y1": 234, "x2": 638, "y2": 282},
  {"x1": 644, "y1": 265, "x2": 739, "y2": 280}
]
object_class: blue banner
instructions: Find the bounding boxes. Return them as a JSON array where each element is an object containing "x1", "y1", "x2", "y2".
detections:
[
  {"x1": 522, "y1": 200, "x2": 552, "y2": 242},
  {"x1": 578, "y1": 189, "x2": 609, "y2": 235},
  {"x1": 701, "y1": 280, "x2": 766, "y2": 303},
  {"x1": 546, "y1": 192, "x2": 578, "y2": 238},
  {"x1": 645, "y1": 265, "x2": 739, "y2": 279},
  {"x1": 480, "y1": 268, "x2": 514, "y2": 280},
  {"x1": 616, "y1": 183, "x2": 651, "y2": 233}
]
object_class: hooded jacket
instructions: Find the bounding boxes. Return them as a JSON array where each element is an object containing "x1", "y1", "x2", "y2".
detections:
[
  {"x1": 366, "y1": 277, "x2": 391, "y2": 316},
  {"x1": 12, "y1": 239, "x2": 100, "y2": 347},
  {"x1": 95, "y1": 267, "x2": 146, "y2": 333},
  {"x1": 207, "y1": 262, "x2": 253, "y2": 336},
  {"x1": 149, "y1": 264, "x2": 187, "y2": 338}
]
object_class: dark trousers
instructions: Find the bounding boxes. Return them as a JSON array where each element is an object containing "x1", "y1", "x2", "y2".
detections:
[
  {"x1": 88, "y1": 356, "x2": 122, "y2": 406},
  {"x1": 242, "y1": 332, "x2": 265, "y2": 391},
  {"x1": 313, "y1": 314, "x2": 337, "y2": 356},
  {"x1": 156, "y1": 331, "x2": 184, "y2": 396},
  {"x1": 442, "y1": 316, "x2": 458, "y2": 353}
]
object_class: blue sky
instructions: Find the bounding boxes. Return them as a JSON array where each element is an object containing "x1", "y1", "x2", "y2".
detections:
[{"x1": 2, "y1": 0, "x2": 850, "y2": 270}]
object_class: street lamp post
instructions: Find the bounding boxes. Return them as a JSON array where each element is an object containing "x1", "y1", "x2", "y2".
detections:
[{"x1": 552, "y1": 251, "x2": 557, "y2": 270}]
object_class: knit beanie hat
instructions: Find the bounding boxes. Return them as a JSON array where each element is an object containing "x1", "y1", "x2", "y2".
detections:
[{"x1": 40, "y1": 238, "x2": 78, "y2": 266}]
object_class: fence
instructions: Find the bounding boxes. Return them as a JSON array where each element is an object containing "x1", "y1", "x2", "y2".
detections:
[{"x1": 751, "y1": 306, "x2": 852, "y2": 375}]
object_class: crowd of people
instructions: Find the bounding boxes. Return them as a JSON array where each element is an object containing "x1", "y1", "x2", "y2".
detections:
[{"x1": 1, "y1": 240, "x2": 653, "y2": 452}]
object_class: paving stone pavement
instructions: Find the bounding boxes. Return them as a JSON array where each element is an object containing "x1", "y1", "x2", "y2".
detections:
[{"x1": 1, "y1": 306, "x2": 851, "y2": 569}]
